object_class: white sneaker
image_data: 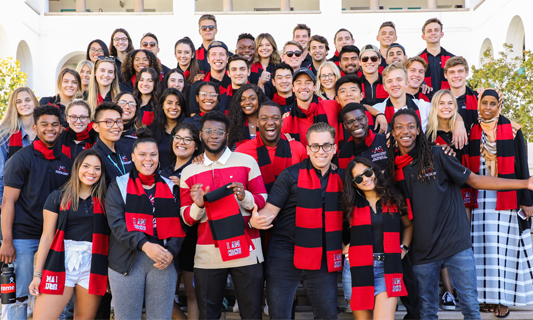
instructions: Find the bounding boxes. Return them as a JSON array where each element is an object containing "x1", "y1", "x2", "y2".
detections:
[
  {"x1": 233, "y1": 300, "x2": 239, "y2": 313},
  {"x1": 263, "y1": 299, "x2": 269, "y2": 315},
  {"x1": 441, "y1": 291, "x2": 457, "y2": 310}
]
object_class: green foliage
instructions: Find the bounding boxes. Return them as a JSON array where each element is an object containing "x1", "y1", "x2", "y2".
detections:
[
  {"x1": 0, "y1": 58, "x2": 28, "y2": 119},
  {"x1": 468, "y1": 44, "x2": 533, "y2": 141}
]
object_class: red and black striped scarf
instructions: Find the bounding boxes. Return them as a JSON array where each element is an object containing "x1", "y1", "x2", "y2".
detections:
[
  {"x1": 349, "y1": 200, "x2": 407, "y2": 310},
  {"x1": 457, "y1": 87, "x2": 478, "y2": 130},
  {"x1": 271, "y1": 93, "x2": 295, "y2": 109},
  {"x1": 412, "y1": 91, "x2": 430, "y2": 102},
  {"x1": 283, "y1": 96, "x2": 329, "y2": 144},
  {"x1": 125, "y1": 167, "x2": 185, "y2": 239},
  {"x1": 393, "y1": 147, "x2": 415, "y2": 219},
  {"x1": 338, "y1": 130, "x2": 376, "y2": 170},
  {"x1": 250, "y1": 134, "x2": 292, "y2": 193},
  {"x1": 203, "y1": 71, "x2": 232, "y2": 95},
  {"x1": 196, "y1": 45, "x2": 206, "y2": 62},
  {"x1": 61, "y1": 126, "x2": 95, "y2": 159},
  {"x1": 203, "y1": 182, "x2": 254, "y2": 261},
  {"x1": 40, "y1": 196, "x2": 108, "y2": 296},
  {"x1": 330, "y1": 50, "x2": 340, "y2": 66},
  {"x1": 7, "y1": 130, "x2": 23, "y2": 160},
  {"x1": 419, "y1": 48, "x2": 453, "y2": 90},
  {"x1": 360, "y1": 75, "x2": 388, "y2": 104},
  {"x1": 384, "y1": 96, "x2": 421, "y2": 125},
  {"x1": 33, "y1": 139, "x2": 58, "y2": 160},
  {"x1": 295, "y1": 159, "x2": 343, "y2": 272},
  {"x1": 464, "y1": 115, "x2": 518, "y2": 210}
]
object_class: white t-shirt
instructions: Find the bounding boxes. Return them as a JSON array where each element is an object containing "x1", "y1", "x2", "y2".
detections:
[{"x1": 372, "y1": 97, "x2": 431, "y2": 132}]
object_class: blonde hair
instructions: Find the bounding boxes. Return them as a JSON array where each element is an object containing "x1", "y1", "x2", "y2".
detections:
[
  {"x1": 0, "y1": 87, "x2": 38, "y2": 145},
  {"x1": 425, "y1": 89, "x2": 457, "y2": 143},
  {"x1": 75, "y1": 60, "x2": 94, "y2": 90},
  {"x1": 316, "y1": 61, "x2": 340, "y2": 99},
  {"x1": 253, "y1": 33, "x2": 281, "y2": 65},
  {"x1": 56, "y1": 68, "x2": 82, "y2": 97},
  {"x1": 403, "y1": 56, "x2": 428, "y2": 71},
  {"x1": 382, "y1": 62, "x2": 407, "y2": 79},
  {"x1": 65, "y1": 99, "x2": 92, "y2": 120},
  {"x1": 87, "y1": 59, "x2": 120, "y2": 118}
]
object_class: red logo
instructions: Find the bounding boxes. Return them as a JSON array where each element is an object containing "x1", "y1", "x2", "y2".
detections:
[{"x1": 1, "y1": 283, "x2": 15, "y2": 294}]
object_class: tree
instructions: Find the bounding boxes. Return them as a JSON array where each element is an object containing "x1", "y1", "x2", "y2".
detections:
[
  {"x1": 0, "y1": 57, "x2": 28, "y2": 119},
  {"x1": 468, "y1": 44, "x2": 533, "y2": 142}
]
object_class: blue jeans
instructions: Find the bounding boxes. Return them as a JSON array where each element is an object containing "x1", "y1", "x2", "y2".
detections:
[
  {"x1": 266, "y1": 258, "x2": 338, "y2": 320},
  {"x1": 413, "y1": 248, "x2": 481, "y2": 320},
  {"x1": 342, "y1": 257, "x2": 351, "y2": 301},
  {"x1": 3, "y1": 239, "x2": 40, "y2": 320}
]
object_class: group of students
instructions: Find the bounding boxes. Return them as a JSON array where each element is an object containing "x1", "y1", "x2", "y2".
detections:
[{"x1": 0, "y1": 13, "x2": 532, "y2": 320}]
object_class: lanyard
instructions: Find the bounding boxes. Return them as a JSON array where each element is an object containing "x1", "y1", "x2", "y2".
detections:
[{"x1": 107, "y1": 154, "x2": 126, "y2": 176}]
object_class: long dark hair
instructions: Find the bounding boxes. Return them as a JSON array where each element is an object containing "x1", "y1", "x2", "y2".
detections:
[
  {"x1": 150, "y1": 88, "x2": 187, "y2": 144},
  {"x1": 160, "y1": 68, "x2": 190, "y2": 99},
  {"x1": 227, "y1": 84, "x2": 268, "y2": 148},
  {"x1": 121, "y1": 49, "x2": 161, "y2": 83},
  {"x1": 386, "y1": 109, "x2": 435, "y2": 183},
  {"x1": 133, "y1": 67, "x2": 161, "y2": 106},
  {"x1": 113, "y1": 92, "x2": 143, "y2": 131},
  {"x1": 174, "y1": 37, "x2": 202, "y2": 84},
  {"x1": 169, "y1": 122, "x2": 203, "y2": 165},
  {"x1": 109, "y1": 28, "x2": 135, "y2": 57},
  {"x1": 342, "y1": 157, "x2": 406, "y2": 220},
  {"x1": 86, "y1": 39, "x2": 109, "y2": 61}
]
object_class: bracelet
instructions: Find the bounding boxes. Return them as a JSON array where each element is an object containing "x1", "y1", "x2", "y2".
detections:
[
  {"x1": 33, "y1": 271, "x2": 42, "y2": 278},
  {"x1": 376, "y1": 113, "x2": 385, "y2": 117},
  {"x1": 400, "y1": 244, "x2": 409, "y2": 253}
]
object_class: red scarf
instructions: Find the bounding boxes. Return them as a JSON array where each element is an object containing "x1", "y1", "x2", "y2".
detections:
[
  {"x1": 282, "y1": 97, "x2": 329, "y2": 146},
  {"x1": 384, "y1": 96, "x2": 421, "y2": 125},
  {"x1": 130, "y1": 74, "x2": 136, "y2": 88},
  {"x1": 33, "y1": 139, "x2": 57, "y2": 160},
  {"x1": 337, "y1": 130, "x2": 376, "y2": 170},
  {"x1": 7, "y1": 130, "x2": 23, "y2": 160},
  {"x1": 294, "y1": 159, "x2": 343, "y2": 272},
  {"x1": 250, "y1": 135, "x2": 292, "y2": 193},
  {"x1": 40, "y1": 196, "x2": 108, "y2": 296},
  {"x1": 393, "y1": 148, "x2": 415, "y2": 220},
  {"x1": 419, "y1": 48, "x2": 453, "y2": 90},
  {"x1": 61, "y1": 126, "x2": 95, "y2": 159}
]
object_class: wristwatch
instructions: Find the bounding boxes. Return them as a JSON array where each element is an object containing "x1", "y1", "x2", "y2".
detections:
[{"x1": 400, "y1": 244, "x2": 409, "y2": 253}]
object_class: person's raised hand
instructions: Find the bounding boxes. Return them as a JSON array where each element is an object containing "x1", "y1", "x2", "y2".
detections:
[
  {"x1": 421, "y1": 83, "x2": 433, "y2": 95},
  {"x1": 169, "y1": 176, "x2": 180, "y2": 186},
  {"x1": 227, "y1": 182, "x2": 245, "y2": 201},
  {"x1": 190, "y1": 184, "x2": 209, "y2": 208},
  {"x1": 375, "y1": 114, "x2": 388, "y2": 134},
  {"x1": 192, "y1": 153, "x2": 205, "y2": 165},
  {"x1": 258, "y1": 70, "x2": 271, "y2": 86}
]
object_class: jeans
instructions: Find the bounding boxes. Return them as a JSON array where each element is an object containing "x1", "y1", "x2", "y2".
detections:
[
  {"x1": 266, "y1": 258, "x2": 338, "y2": 320},
  {"x1": 2, "y1": 239, "x2": 39, "y2": 320},
  {"x1": 341, "y1": 257, "x2": 351, "y2": 301},
  {"x1": 413, "y1": 248, "x2": 481, "y2": 320}
]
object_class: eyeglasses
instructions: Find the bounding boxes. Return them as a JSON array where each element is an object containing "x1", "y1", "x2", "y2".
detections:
[
  {"x1": 308, "y1": 143, "x2": 333, "y2": 153},
  {"x1": 352, "y1": 167, "x2": 374, "y2": 184},
  {"x1": 198, "y1": 92, "x2": 219, "y2": 99},
  {"x1": 141, "y1": 41, "x2": 157, "y2": 48},
  {"x1": 68, "y1": 115, "x2": 90, "y2": 123},
  {"x1": 117, "y1": 100, "x2": 137, "y2": 108},
  {"x1": 344, "y1": 116, "x2": 367, "y2": 126},
  {"x1": 96, "y1": 56, "x2": 116, "y2": 62},
  {"x1": 95, "y1": 119, "x2": 124, "y2": 128},
  {"x1": 284, "y1": 51, "x2": 303, "y2": 58},
  {"x1": 202, "y1": 128, "x2": 226, "y2": 137},
  {"x1": 89, "y1": 48, "x2": 104, "y2": 54},
  {"x1": 200, "y1": 25, "x2": 216, "y2": 31},
  {"x1": 173, "y1": 135, "x2": 194, "y2": 144},
  {"x1": 319, "y1": 73, "x2": 335, "y2": 80},
  {"x1": 113, "y1": 37, "x2": 128, "y2": 43},
  {"x1": 361, "y1": 56, "x2": 379, "y2": 63}
]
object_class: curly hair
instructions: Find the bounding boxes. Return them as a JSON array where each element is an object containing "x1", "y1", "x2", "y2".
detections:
[
  {"x1": 343, "y1": 157, "x2": 407, "y2": 220},
  {"x1": 121, "y1": 49, "x2": 161, "y2": 83},
  {"x1": 227, "y1": 84, "x2": 268, "y2": 148}
]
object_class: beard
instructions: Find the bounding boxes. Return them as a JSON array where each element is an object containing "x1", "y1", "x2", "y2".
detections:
[{"x1": 201, "y1": 137, "x2": 227, "y2": 154}]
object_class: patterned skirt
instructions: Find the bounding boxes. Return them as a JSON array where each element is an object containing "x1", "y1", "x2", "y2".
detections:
[{"x1": 471, "y1": 158, "x2": 533, "y2": 305}]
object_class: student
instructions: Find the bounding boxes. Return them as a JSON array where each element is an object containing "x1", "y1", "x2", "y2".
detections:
[
  {"x1": 60, "y1": 100, "x2": 95, "y2": 160},
  {"x1": 175, "y1": 37, "x2": 204, "y2": 84},
  {"x1": 76, "y1": 60, "x2": 93, "y2": 93},
  {"x1": 359, "y1": 44, "x2": 389, "y2": 106},
  {"x1": 252, "y1": 33, "x2": 281, "y2": 95},
  {"x1": 160, "y1": 68, "x2": 189, "y2": 97},
  {"x1": 343, "y1": 157, "x2": 412, "y2": 319},
  {"x1": 196, "y1": 14, "x2": 218, "y2": 73},
  {"x1": 227, "y1": 84, "x2": 268, "y2": 149},
  {"x1": 271, "y1": 62, "x2": 296, "y2": 112},
  {"x1": 180, "y1": 111, "x2": 267, "y2": 320},
  {"x1": 109, "y1": 28, "x2": 134, "y2": 84},
  {"x1": 114, "y1": 92, "x2": 142, "y2": 156},
  {"x1": 133, "y1": 67, "x2": 160, "y2": 126},
  {"x1": 403, "y1": 57, "x2": 431, "y2": 102},
  {"x1": 86, "y1": 39, "x2": 109, "y2": 64},
  {"x1": 218, "y1": 54, "x2": 251, "y2": 112},
  {"x1": 339, "y1": 45, "x2": 362, "y2": 77},
  {"x1": 418, "y1": 18, "x2": 455, "y2": 91},
  {"x1": 86, "y1": 57, "x2": 120, "y2": 116},
  {"x1": 40, "y1": 68, "x2": 82, "y2": 123},
  {"x1": 281, "y1": 41, "x2": 305, "y2": 72},
  {"x1": 183, "y1": 82, "x2": 220, "y2": 129},
  {"x1": 28, "y1": 149, "x2": 108, "y2": 320},
  {"x1": 1, "y1": 106, "x2": 72, "y2": 320},
  {"x1": 140, "y1": 32, "x2": 170, "y2": 74},
  {"x1": 120, "y1": 49, "x2": 161, "y2": 93},
  {"x1": 0, "y1": 87, "x2": 38, "y2": 206},
  {"x1": 91, "y1": 102, "x2": 133, "y2": 186},
  {"x1": 329, "y1": 28, "x2": 355, "y2": 66},
  {"x1": 444, "y1": 56, "x2": 478, "y2": 131},
  {"x1": 251, "y1": 122, "x2": 343, "y2": 320},
  {"x1": 376, "y1": 21, "x2": 398, "y2": 73},
  {"x1": 293, "y1": 24, "x2": 312, "y2": 67},
  {"x1": 236, "y1": 33, "x2": 256, "y2": 64},
  {"x1": 386, "y1": 108, "x2": 533, "y2": 319},
  {"x1": 386, "y1": 43, "x2": 408, "y2": 65},
  {"x1": 334, "y1": 75, "x2": 366, "y2": 145},
  {"x1": 316, "y1": 61, "x2": 340, "y2": 100},
  {"x1": 106, "y1": 129, "x2": 185, "y2": 320},
  {"x1": 149, "y1": 88, "x2": 188, "y2": 168},
  {"x1": 308, "y1": 35, "x2": 329, "y2": 75}
]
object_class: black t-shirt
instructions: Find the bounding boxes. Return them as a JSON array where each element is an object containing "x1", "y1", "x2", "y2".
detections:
[
  {"x1": 266, "y1": 163, "x2": 330, "y2": 262},
  {"x1": 371, "y1": 205, "x2": 384, "y2": 253},
  {"x1": 402, "y1": 146, "x2": 471, "y2": 265},
  {"x1": 157, "y1": 132, "x2": 172, "y2": 169},
  {"x1": 92, "y1": 138, "x2": 133, "y2": 186},
  {"x1": 4, "y1": 144, "x2": 72, "y2": 239},
  {"x1": 43, "y1": 190, "x2": 93, "y2": 242}
]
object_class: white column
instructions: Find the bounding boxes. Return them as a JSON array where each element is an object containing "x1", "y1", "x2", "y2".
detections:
[
  {"x1": 427, "y1": 0, "x2": 437, "y2": 10},
  {"x1": 134, "y1": 0, "x2": 144, "y2": 12},
  {"x1": 76, "y1": 0, "x2": 86, "y2": 12},
  {"x1": 281, "y1": 0, "x2": 290, "y2": 11},
  {"x1": 369, "y1": 0, "x2": 379, "y2": 10},
  {"x1": 223, "y1": 0, "x2": 233, "y2": 12}
]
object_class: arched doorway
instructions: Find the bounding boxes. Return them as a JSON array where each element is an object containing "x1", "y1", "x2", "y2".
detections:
[
  {"x1": 55, "y1": 51, "x2": 86, "y2": 80},
  {"x1": 479, "y1": 38, "x2": 493, "y2": 65},
  {"x1": 16, "y1": 41, "x2": 33, "y2": 87},
  {"x1": 505, "y1": 15, "x2": 525, "y2": 61}
]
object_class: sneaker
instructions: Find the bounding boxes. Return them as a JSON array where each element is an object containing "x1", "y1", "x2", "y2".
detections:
[
  {"x1": 263, "y1": 300, "x2": 269, "y2": 316},
  {"x1": 222, "y1": 297, "x2": 228, "y2": 311},
  {"x1": 441, "y1": 291, "x2": 457, "y2": 310},
  {"x1": 233, "y1": 300, "x2": 239, "y2": 313}
]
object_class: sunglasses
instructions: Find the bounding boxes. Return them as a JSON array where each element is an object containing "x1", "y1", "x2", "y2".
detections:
[
  {"x1": 142, "y1": 41, "x2": 157, "y2": 48},
  {"x1": 200, "y1": 25, "x2": 216, "y2": 31},
  {"x1": 352, "y1": 167, "x2": 374, "y2": 184},
  {"x1": 285, "y1": 51, "x2": 302, "y2": 58},
  {"x1": 361, "y1": 56, "x2": 379, "y2": 63},
  {"x1": 96, "y1": 56, "x2": 116, "y2": 62}
]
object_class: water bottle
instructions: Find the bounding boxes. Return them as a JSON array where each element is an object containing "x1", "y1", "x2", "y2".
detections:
[{"x1": 0, "y1": 265, "x2": 16, "y2": 304}]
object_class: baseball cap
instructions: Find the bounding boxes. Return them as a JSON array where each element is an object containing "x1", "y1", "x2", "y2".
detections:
[
  {"x1": 292, "y1": 67, "x2": 316, "y2": 83},
  {"x1": 360, "y1": 44, "x2": 381, "y2": 58},
  {"x1": 207, "y1": 41, "x2": 228, "y2": 53},
  {"x1": 387, "y1": 43, "x2": 406, "y2": 56}
]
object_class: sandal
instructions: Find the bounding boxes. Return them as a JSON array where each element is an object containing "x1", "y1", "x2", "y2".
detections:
[
  {"x1": 495, "y1": 304, "x2": 510, "y2": 319},
  {"x1": 480, "y1": 304, "x2": 494, "y2": 313}
]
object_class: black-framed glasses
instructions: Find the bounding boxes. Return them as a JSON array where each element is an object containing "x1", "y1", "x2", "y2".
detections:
[
  {"x1": 141, "y1": 41, "x2": 157, "y2": 48},
  {"x1": 285, "y1": 51, "x2": 303, "y2": 58},
  {"x1": 117, "y1": 100, "x2": 137, "y2": 108},
  {"x1": 96, "y1": 56, "x2": 116, "y2": 62},
  {"x1": 308, "y1": 143, "x2": 333, "y2": 153},
  {"x1": 202, "y1": 128, "x2": 226, "y2": 137},
  {"x1": 173, "y1": 135, "x2": 194, "y2": 144},
  {"x1": 352, "y1": 167, "x2": 374, "y2": 184},
  {"x1": 200, "y1": 25, "x2": 216, "y2": 31},
  {"x1": 361, "y1": 56, "x2": 379, "y2": 63},
  {"x1": 95, "y1": 119, "x2": 124, "y2": 128},
  {"x1": 68, "y1": 115, "x2": 90, "y2": 123},
  {"x1": 89, "y1": 48, "x2": 104, "y2": 54},
  {"x1": 344, "y1": 115, "x2": 367, "y2": 126},
  {"x1": 113, "y1": 37, "x2": 128, "y2": 43}
]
